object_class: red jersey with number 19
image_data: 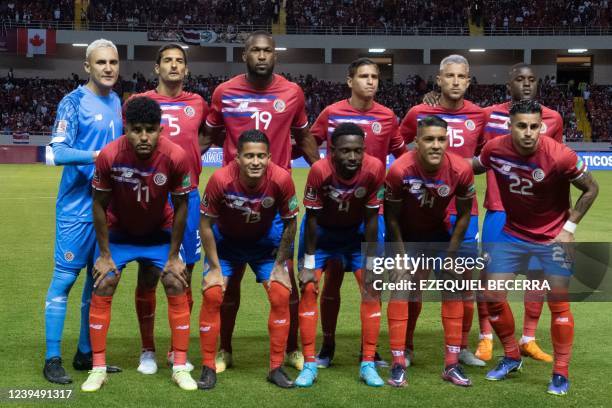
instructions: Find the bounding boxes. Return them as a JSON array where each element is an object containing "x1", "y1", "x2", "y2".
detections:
[
  {"x1": 478, "y1": 135, "x2": 586, "y2": 242},
  {"x1": 385, "y1": 150, "x2": 476, "y2": 240},
  {"x1": 200, "y1": 161, "x2": 299, "y2": 241},
  {"x1": 92, "y1": 136, "x2": 193, "y2": 237},
  {"x1": 206, "y1": 74, "x2": 308, "y2": 170},
  {"x1": 303, "y1": 154, "x2": 385, "y2": 229}
]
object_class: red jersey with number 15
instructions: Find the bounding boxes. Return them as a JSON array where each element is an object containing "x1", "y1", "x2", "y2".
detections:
[
  {"x1": 303, "y1": 154, "x2": 385, "y2": 229},
  {"x1": 206, "y1": 74, "x2": 308, "y2": 170},
  {"x1": 92, "y1": 136, "x2": 193, "y2": 237},
  {"x1": 478, "y1": 135, "x2": 586, "y2": 242}
]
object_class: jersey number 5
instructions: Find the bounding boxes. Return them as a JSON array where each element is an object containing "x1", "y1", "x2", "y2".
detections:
[{"x1": 162, "y1": 114, "x2": 180, "y2": 136}]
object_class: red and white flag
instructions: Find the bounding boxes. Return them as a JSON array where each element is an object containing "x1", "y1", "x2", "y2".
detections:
[{"x1": 17, "y1": 29, "x2": 56, "y2": 57}]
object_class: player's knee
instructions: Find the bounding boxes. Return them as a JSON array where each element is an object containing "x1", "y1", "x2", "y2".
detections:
[
  {"x1": 486, "y1": 301, "x2": 506, "y2": 315},
  {"x1": 268, "y1": 282, "x2": 290, "y2": 308},
  {"x1": 160, "y1": 273, "x2": 183, "y2": 295},
  {"x1": 94, "y1": 276, "x2": 119, "y2": 297},
  {"x1": 184, "y1": 264, "x2": 194, "y2": 283},
  {"x1": 203, "y1": 286, "x2": 224, "y2": 308},
  {"x1": 50, "y1": 265, "x2": 80, "y2": 290}
]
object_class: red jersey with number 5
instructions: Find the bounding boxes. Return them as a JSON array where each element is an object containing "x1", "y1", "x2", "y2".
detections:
[{"x1": 206, "y1": 74, "x2": 308, "y2": 170}]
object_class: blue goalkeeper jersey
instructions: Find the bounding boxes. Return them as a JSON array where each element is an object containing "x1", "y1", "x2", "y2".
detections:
[{"x1": 51, "y1": 85, "x2": 122, "y2": 222}]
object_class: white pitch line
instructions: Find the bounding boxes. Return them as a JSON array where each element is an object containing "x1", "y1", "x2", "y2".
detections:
[{"x1": 0, "y1": 196, "x2": 55, "y2": 200}]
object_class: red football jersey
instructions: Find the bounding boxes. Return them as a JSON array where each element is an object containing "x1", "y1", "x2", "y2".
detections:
[
  {"x1": 124, "y1": 90, "x2": 208, "y2": 186},
  {"x1": 478, "y1": 135, "x2": 586, "y2": 242},
  {"x1": 206, "y1": 74, "x2": 308, "y2": 170},
  {"x1": 200, "y1": 161, "x2": 299, "y2": 241},
  {"x1": 303, "y1": 154, "x2": 385, "y2": 229},
  {"x1": 482, "y1": 101, "x2": 564, "y2": 211},
  {"x1": 385, "y1": 150, "x2": 476, "y2": 240},
  {"x1": 310, "y1": 99, "x2": 405, "y2": 165},
  {"x1": 92, "y1": 136, "x2": 193, "y2": 237},
  {"x1": 398, "y1": 100, "x2": 486, "y2": 215}
]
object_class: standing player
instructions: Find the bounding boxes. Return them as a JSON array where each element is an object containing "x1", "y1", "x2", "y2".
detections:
[
  {"x1": 305, "y1": 58, "x2": 406, "y2": 367},
  {"x1": 385, "y1": 115, "x2": 476, "y2": 387},
  {"x1": 82, "y1": 96, "x2": 197, "y2": 392},
  {"x1": 295, "y1": 123, "x2": 386, "y2": 387},
  {"x1": 201, "y1": 31, "x2": 320, "y2": 372},
  {"x1": 197, "y1": 130, "x2": 298, "y2": 389},
  {"x1": 474, "y1": 100, "x2": 598, "y2": 395},
  {"x1": 475, "y1": 63, "x2": 564, "y2": 362},
  {"x1": 43, "y1": 39, "x2": 123, "y2": 384},
  {"x1": 398, "y1": 54, "x2": 486, "y2": 367},
  {"x1": 126, "y1": 44, "x2": 208, "y2": 374}
]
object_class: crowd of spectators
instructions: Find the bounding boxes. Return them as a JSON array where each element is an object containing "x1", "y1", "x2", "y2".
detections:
[
  {"x1": 0, "y1": 0, "x2": 73, "y2": 23},
  {"x1": 586, "y1": 85, "x2": 612, "y2": 142}
]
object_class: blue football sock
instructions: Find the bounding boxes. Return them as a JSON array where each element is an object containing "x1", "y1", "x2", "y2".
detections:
[
  {"x1": 76, "y1": 265, "x2": 94, "y2": 354},
  {"x1": 45, "y1": 266, "x2": 79, "y2": 360}
]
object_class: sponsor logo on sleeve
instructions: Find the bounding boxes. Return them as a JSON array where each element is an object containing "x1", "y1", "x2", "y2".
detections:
[
  {"x1": 305, "y1": 186, "x2": 317, "y2": 201},
  {"x1": 376, "y1": 186, "x2": 385, "y2": 200},
  {"x1": 181, "y1": 174, "x2": 191, "y2": 188},
  {"x1": 202, "y1": 193, "x2": 209, "y2": 208},
  {"x1": 288, "y1": 195, "x2": 299, "y2": 212},
  {"x1": 55, "y1": 119, "x2": 68, "y2": 135}
]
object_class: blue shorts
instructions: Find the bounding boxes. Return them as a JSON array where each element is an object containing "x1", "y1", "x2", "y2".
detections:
[
  {"x1": 482, "y1": 210, "x2": 542, "y2": 270},
  {"x1": 448, "y1": 214, "x2": 479, "y2": 257},
  {"x1": 179, "y1": 190, "x2": 202, "y2": 265},
  {"x1": 54, "y1": 220, "x2": 97, "y2": 270},
  {"x1": 94, "y1": 231, "x2": 171, "y2": 271},
  {"x1": 486, "y1": 230, "x2": 573, "y2": 277}
]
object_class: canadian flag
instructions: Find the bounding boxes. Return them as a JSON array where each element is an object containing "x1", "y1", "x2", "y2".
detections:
[{"x1": 16, "y1": 29, "x2": 56, "y2": 57}]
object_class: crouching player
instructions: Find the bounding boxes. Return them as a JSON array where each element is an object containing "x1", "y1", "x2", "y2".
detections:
[
  {"x1": 295, "y1": 123, "x2": 386, "y2": 387},
  {"x1": 385, "y1": 115, "x2": 476, "y2": 387},
  {"x1": 82, "y1": 96, "x2": 197, "y2": 392},
  {"x1": 197, "y1": 130, "x2": 298, "y2": 389},
  {"x1": 474, "y1": 100, "x2": 599, "y2": 395}
]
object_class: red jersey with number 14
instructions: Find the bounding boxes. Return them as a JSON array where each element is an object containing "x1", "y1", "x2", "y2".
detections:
[
  {"x1": 482, "y1": 101, "x2": 563, "y2": 211},
  {"x1": 206, "y1": 74, "x2": 308, "y2": 170},
  {"x1": 398, "y1": 100, "x2": 486, "y2": 215},
  {"x1": 385, "y1": 150, "x2": 476, "y2": 239},
  {"x1": 478, "y1": 135, "x2": 586, "y2": 242},
  {"x1": 304, "y1": 154, "x2": 385, "y2": 229},
  {"x1": 92, "y1": 136, "x2": 193, "y2": 237},
  {"x1": 200, "y1": 161, "x2": 299, "y2": 241}
]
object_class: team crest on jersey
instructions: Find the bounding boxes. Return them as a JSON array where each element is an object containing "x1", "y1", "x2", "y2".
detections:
[
  {"x1": 305, "y1": 186, "x2": 317, "y2": 201},
  {"x1": 437, "y1": 184, "x2": 450, "y2": 197},
  {"x1": 64, "y1": 251, "x2": 74, "y2": 262},
  {"x1": 262, "y1": 196, "x2": 275, "y2": 208},
  {"x1": 540, "y1": 122, "x2": 548, "y2": 134},
  {"x1": 371, "y1": 122, "x2": 382, "y2": 134},
  {"x1": 273, "y1": 99, "x2": 286, "y2": 113},
  {"x1": 95, "y1": 114, "x2": 103, "y2": 121},
  {"x1": 55, "y1": 119, "x2": 68, "y2": 135},
  {"x1": 354, "y1": 187, "x2": 367, "y2": 198},
  {"x1": 154, "y1": 172, "x2": 168, "y2": 186},
  {"x1": 465, "y1": 120, "x2": 476, "y2": 131},
  {"x1": 184, "y1": 106, "x2": 195, "y2": 117},
  {"x1": 532, "y1": 168, "x2": 545, "y2": 182}
]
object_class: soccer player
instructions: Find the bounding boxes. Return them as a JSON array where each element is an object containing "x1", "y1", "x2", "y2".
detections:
[
  {"x1": 295, "y1": 123, "x2": 386, "y2": 387},
  {"x1": 474, "y1": 100, "x2": 598, "y2": 395},
  {"x1": 200, "y1": 30, "x2": 320, "y2": 372},
  {"x1": 305, "y1": 58, "x2": 406, "y2": 367},
  {"x1": 476, "y1": 63, "x2": 564, "y2": 362},
  {"x1": 398, "y1": 54, "x2": 486, "y2": 367},
  {"x1": 126, "y1": 44, "x2": 209, "y2": 374},
  {"x1": 385, "y1": 115, "x2": 476, "y2": 387},
  {"x1": 43, "y1": 39, "x2": 123, "y2": 384},
  {"x1": 82, "y1": 96, "x2": 197, "y2": 392},
  {"x1": 197, "y1": 130, "x2": 298, "y2": 389}
]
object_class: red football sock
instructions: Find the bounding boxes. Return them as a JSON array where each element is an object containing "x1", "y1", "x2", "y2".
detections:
[
  {"x1": 523, "y1": 289, "x2": 545, "y2": 338},
  {"x1": 405, "y1": 300, "x2": 422, "y2": 351},
  {"x1": 360, "y1": 300, "x2": 381, "y2": 362},
  {"x1": 90, "y1": 294, "x2": 113, "y2": 368},
  {"x1": 199, "y1": 286, "x2": 223, "y2": 369},
  {"x1": 388, "y1": 299, "x2": 408, "y2": 367},
  {"x1": 320, "y1": 259, "x2": 344, "y2": 348},
  {"x1": 477, "y1": 300, "x2": 493, "y2": 335},
  {"x1": 266, "y1": 281, "x2": 290, "y2": 370},
  {"x1": 487, "y1": 300, "x2": 520, "y2": 359},
  {"x1": 442, "y1": 300, "x2": 463, "y2": 366},
  {"x1": 219, "y1": 264, "x2": 246, "y2": 353},
  {"x1": 286, "y1": 259, "x2": 300, "y2": 353},
  {"x1": 167, "y1": 294, "x2": 190, "y2": 366},
  {"x1": 461, "y1": 297, "x2": 475, "y2": 349},
  {"x1": 299, "y1": 280, "x2": 319, "y2": 363},
  {"x1": 549, "y1": 301, "x2": 573, "y2": 378},
  {"x1": 135, "y1": 286, "x2": 156, "y2": 352}
]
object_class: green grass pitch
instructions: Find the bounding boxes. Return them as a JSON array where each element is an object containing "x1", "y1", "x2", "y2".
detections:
[{"x1": 0, "y1": 164, "x2": 610, "y2": 407}]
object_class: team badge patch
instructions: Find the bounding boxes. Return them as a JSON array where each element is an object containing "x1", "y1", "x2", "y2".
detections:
[
  {"x1": 273, "y1": 99, "x2": 286, "y2": 113},
  {"x1": 437, "y1": 184, "x2": 450, "y2": 197},
  {"x1": 55, "y1": 119, "x2": 68, "y2": 135},
  {"x1": 64, "y1": 251, "x2": 74, "y2": 262},
  {"x1": 532, "y1": 168, "x2": 545, "y2": 182},
  {"x1": 540, "y1": 122, "x2": 548, "y2": 133},
  {"x1": 184, "y1": 106, "x2": 195, "y2": 117},
  {"x1": 354, "y1": 187, "x2": 367, "y2": 198},
  {"x1": 154, "y1": 172, "x2": 168, "y2": 186},
  {"x1": 371, "y1": 122, "x2": 382, "y2": 134},
  {"x1": 465, "y1": 120, "x2": 476, "y2": 131},
  {"x1": 262, "y1": 196, "x2": 275, "y2": 208},
  {"x1": 305, "y1": 186, "x2": 317, "y2": 201}
]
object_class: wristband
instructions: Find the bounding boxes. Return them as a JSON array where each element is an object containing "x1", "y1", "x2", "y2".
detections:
[
  {"x1": 562, "y1": 220, "x2": 577, "y2": 234},
  {"x1": 304, "y1": 254, "x2": 315, "y2": 269}
]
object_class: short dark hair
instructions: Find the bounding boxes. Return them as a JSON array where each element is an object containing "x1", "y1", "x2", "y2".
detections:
[
  {"x1": 347, "y1": 57, "x2": 379, "y2": 77},
  {"x1": 237, "y1": 129, "x2": 270, "y2": 152},
  {"x1": 125, "y1": 96, "x2": 161, "y2": 126},
  {"x1": 331, "y1": 122, "x2": 365, "y2": 146},
  {"x1": 510, "y1": 99, "x2": 542, "y2": 116},
  {"x1": 245, "y1": 30, "x2": 274, "y2": 49},
  {"x1": 156, "y1": 43, "x2": 187, "y2": 65},
  {"x1": 417, "y1": 115, "x2": 448, "y2": 130},
  {"x1": 508, "y1": 63, "x2": 534, "y2": 79}
]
